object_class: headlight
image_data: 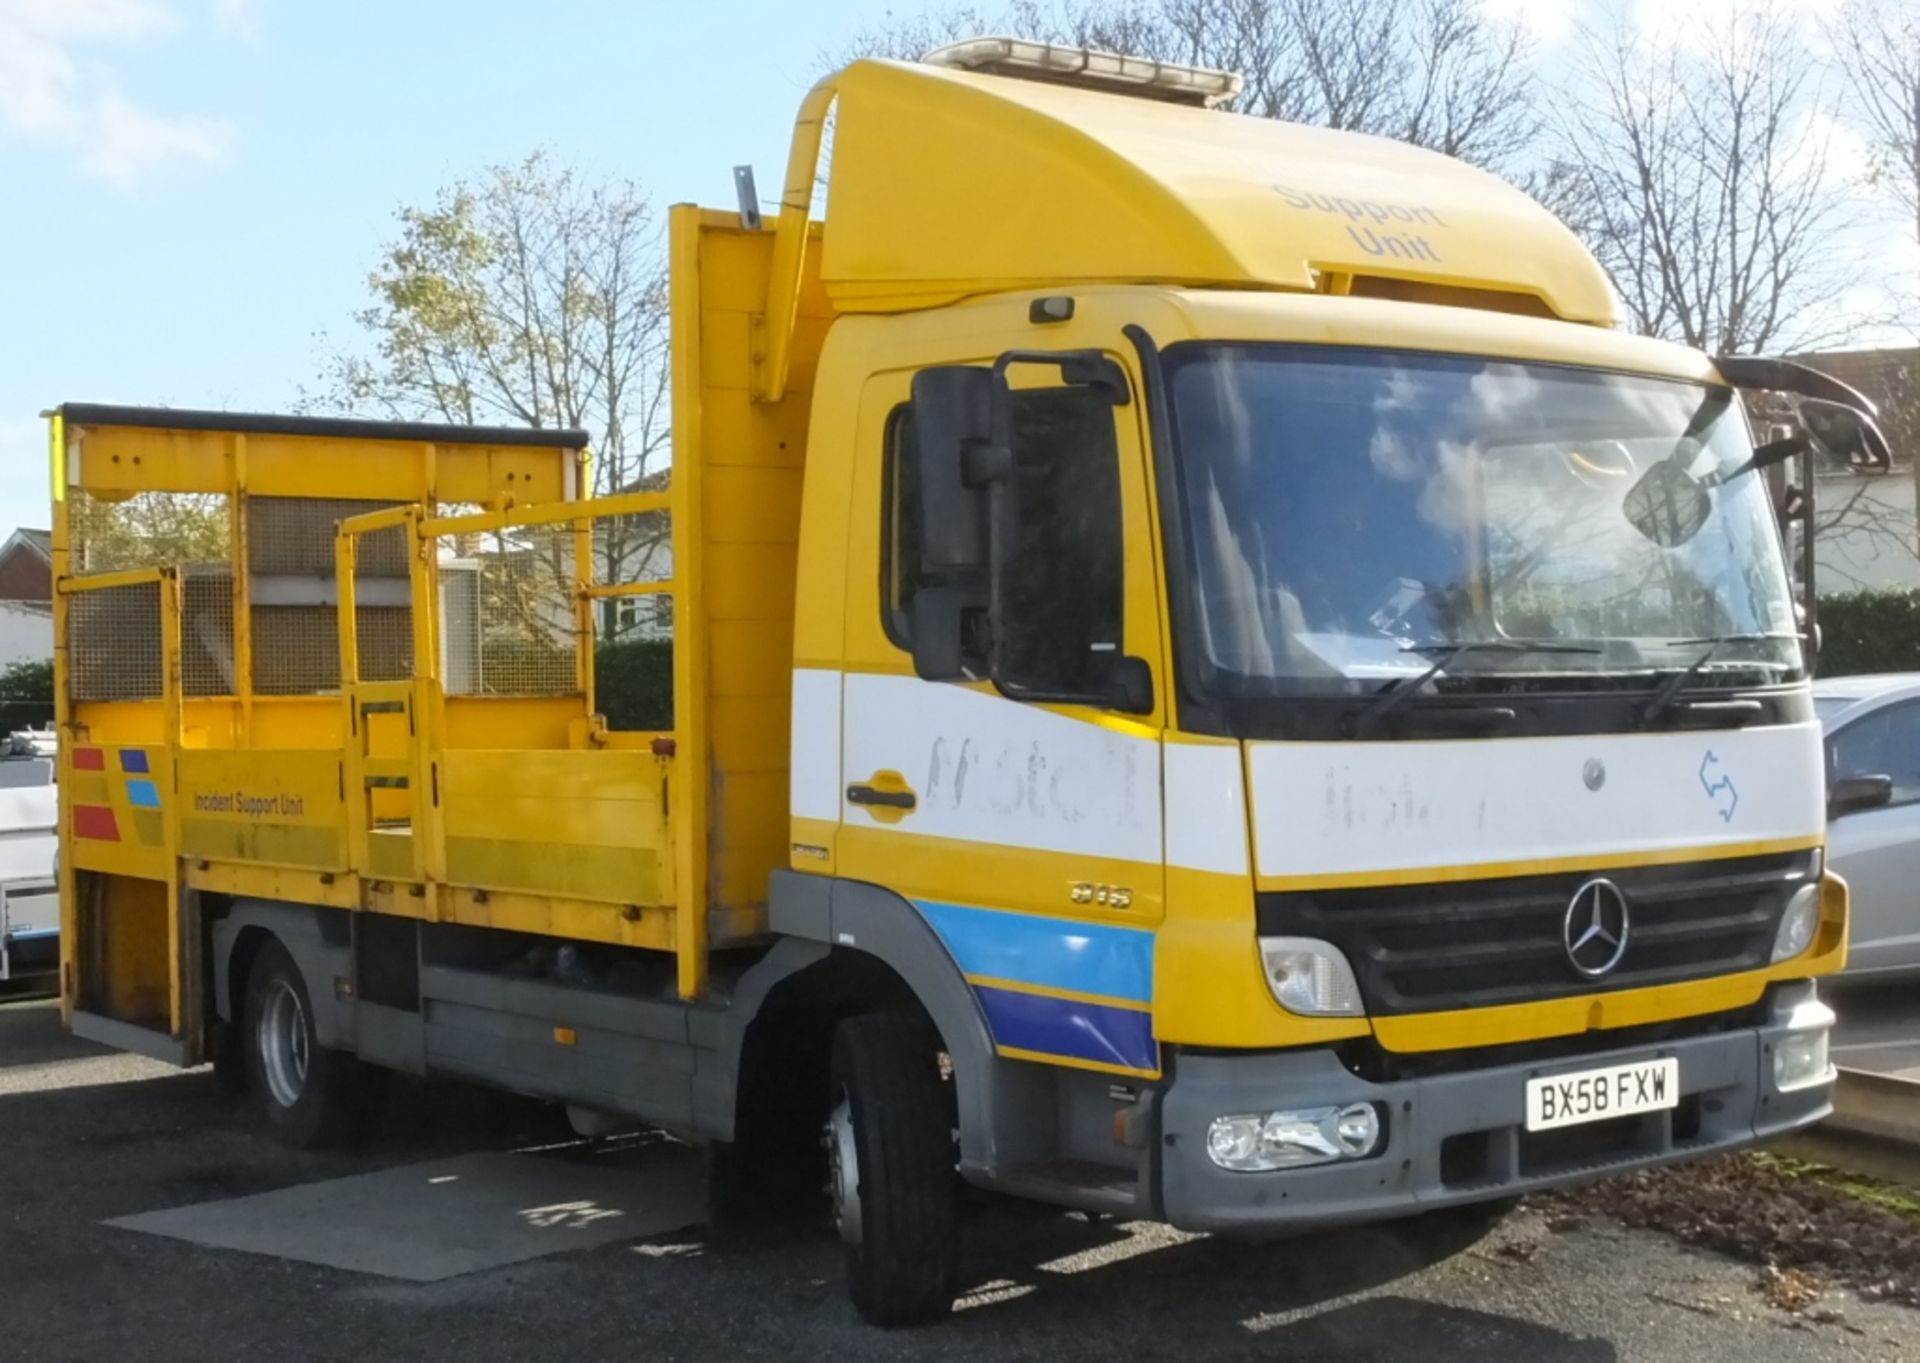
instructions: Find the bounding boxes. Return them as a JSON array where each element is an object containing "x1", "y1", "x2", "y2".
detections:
[
  {"x1": 1771, "y1": 982, "x2": 1836, "y2": 1092},
  {"x1": 1772, "y1": 884, "x2": 1820, "y2": 963},
  {"x1": 1258, "y1": 937, "x2": 1363, "y2": 1015},
  {"x1": 1774, "y1": 1029, "x2": 1831, "y2": 1091},
  {"x1": 1207, "y1": 1103, "x2": 1385, "y2": 1172}
]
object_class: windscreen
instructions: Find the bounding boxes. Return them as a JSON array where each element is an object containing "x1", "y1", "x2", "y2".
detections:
[{"x1": 1165, "y1": 345, "x2": 1802, "y2": 697}]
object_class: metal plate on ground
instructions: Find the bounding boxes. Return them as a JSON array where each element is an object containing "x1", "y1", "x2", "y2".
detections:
[{"x1": 106, "y1": 1143, "x2": 705, "y2": 1281}]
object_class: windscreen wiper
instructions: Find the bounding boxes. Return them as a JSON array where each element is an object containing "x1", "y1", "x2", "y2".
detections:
[
  {"x1": 1347, "y1": 639, "x2": 1602, "y2": 737},
  {"x1": 1637, "y1": 632, "x2": 1798, "y2": 727}
]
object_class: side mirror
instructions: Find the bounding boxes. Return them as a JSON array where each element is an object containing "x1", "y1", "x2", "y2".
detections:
[
  {"x1": 902, "y1": 349, "x2": 1134, "y2": 702},
  {"x1": 907, "y1": 587, "x2": 981, "y2": 682},
  {"x1": 1829, "y1": 773, "x2": 1894, "y2": 819},
  {"x1": 1623, "y1": 459, "x2": 1713, "y2": 547},
  {"x1": 1712, "y1": 353, "x2": 1895, "y2": 474},
  {"x1": 1800, "y1": 398, "x2": 1894, "y2": 474},
  {"x1": 908, "y1": 366, "x2": 1003, "y2": 575},
  {"x1": 904, "y1": 366, "x2": 1008, "y2": 681}
]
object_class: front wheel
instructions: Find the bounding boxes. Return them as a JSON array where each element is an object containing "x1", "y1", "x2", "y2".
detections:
[
  {"x1": 828, "y1": 1012, "x2": 959, "y2": 1327},
  {"x1": 242, "y1": 938, "x2": 384, "y2": 1148}
]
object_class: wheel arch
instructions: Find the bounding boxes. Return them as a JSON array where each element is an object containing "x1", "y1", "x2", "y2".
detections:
[
  {"x1": 211, "y1": 900, "x2": 352, "y2": 1049},
  {"x1": 722, "y1": 872, "x2": 1049, "y2": 1181}
]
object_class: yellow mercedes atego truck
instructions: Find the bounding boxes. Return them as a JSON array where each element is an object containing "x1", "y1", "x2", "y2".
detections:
[{"x1": 51, "y1": 38, "x2": 1893, "y2": 1326}]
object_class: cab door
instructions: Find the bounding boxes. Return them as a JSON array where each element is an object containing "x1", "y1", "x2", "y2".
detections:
[{"x1": 834, "y1": 353, "x2": 1169, "y2": 1079}]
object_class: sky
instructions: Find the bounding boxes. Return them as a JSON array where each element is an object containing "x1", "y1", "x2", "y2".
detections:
[{"x1": 0, "y1": 0, "x2": 1910, "y2": 539}]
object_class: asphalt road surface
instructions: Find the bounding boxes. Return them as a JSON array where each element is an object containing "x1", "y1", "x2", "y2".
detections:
[{"x1": 5, "y1": 996, "x2": 1919, "y2": 1363}]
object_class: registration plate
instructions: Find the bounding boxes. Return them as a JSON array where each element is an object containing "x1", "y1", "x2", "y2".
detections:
[{"x1": 1525, "y1": 1057, "x2": 1679, "y2": 1132}]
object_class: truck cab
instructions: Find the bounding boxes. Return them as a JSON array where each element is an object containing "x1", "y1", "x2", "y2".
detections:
[{"x1": 50, "y1": 37, "x2": 1870, "y2": 1326}]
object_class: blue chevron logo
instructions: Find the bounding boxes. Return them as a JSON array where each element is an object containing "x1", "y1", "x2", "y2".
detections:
[{"x1": 1698, "y1": 749, "x2": 1739, "y2": 824}]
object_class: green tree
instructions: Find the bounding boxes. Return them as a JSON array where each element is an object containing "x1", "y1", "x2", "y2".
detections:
[
  {"x1": 314, "y1": 153, "x2": 673, "y2": 605},
  {"x1": 71, "y1": 491, "x2": 228, "y2": 572}
]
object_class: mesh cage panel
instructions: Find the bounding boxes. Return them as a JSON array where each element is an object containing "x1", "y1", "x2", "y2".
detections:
[
  {"x1": 182, "y1": 564, "x2": 236, "y2": 696},
  {"x1": 437, "y1": 521, "x2": 581, "y2": 697},
  {"x1": 69, "y1": 490, "x2": 231, "y2": 575},
  {"x1": 68, "y1": 581, "x2": 163, "y2": 702},
  {"x1": 68, "y1": 491, "x2": 230, "y2": 702},
  {"x1": 247, "y1": 497, "x2": 410, "y2": 695},
  {"x1": 249, "y1": 497, "x2": 408, "y2": 577}
]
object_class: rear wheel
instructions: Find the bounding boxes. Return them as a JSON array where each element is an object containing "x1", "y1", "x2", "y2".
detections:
[
  {"x1": 242, "y1": 938, "x2": 383, "y2": 1148},
  {"x1": 828, "y1": 1011, "x2": 959, "y2": 1327}
]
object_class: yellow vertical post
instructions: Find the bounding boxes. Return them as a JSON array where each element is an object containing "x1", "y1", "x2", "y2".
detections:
[
  {"x1": 755, "y1": 78, "x2": 834, "y2": 404},
  {"x1": 573, "y1": 454, "x2": 596, "y2": 717},
  {"x1": 336, "y1": 529, "x2": 368, "y2": 876},
  {"x1": 48, "y1": 413, "x2": 76, "y2": 1024},
  {"x1": 406, "y1": 508, "x2": 446, "y2": 887},
  {"x1": 159, "y1": 570, "x2": 186, "y2": 1039},
  {"x1": 669, "y1": 205, "x2": 710, "y2": 1000},
  {"x1": 230, "y1": 433, "x2": 253, "y2": 744}
]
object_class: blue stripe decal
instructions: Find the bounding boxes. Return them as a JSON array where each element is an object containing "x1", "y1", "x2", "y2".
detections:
[
  {"x1": 915, "y1": 899, "x2": 1152, "y2": 1004},
  {"x1": 125, "y1": 778, "x2": 161, "y2": 809},
  {"x1": 975, "y1": 986, "x2": 1157, "y2": 1072},
  {"x1": 119, "y1": 749, "x2": 150, "y2": 774}
]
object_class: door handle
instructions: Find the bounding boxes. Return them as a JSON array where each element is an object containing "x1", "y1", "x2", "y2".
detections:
[{"x1": 847, "y1": 783, "x2": 916, "y2": 811}]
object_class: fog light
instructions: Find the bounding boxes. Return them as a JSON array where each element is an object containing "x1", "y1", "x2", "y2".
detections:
[
  {"x1": 1771, "y1": 884, "x2": 1819, "y2": 963},
  {"x1": 1258, "y1": 937, "x2": 1363, "y2": 1016},
  {"x1": 1334, "y1": 1102, "x2": 1381, "y2": 1155},
  {"x1": 1207, "y1": 1114, "x2": 1262, "y2": 1168},
  {"x1": 1206, "y1": 1103, "x2": 1384, "y2": 1171},
  {"x1": 1774, "y1": 1026, "x2": 1832, "y2": 1092}
]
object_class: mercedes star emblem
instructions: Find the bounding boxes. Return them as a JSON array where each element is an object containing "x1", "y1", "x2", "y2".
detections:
[{"x1": 1564, "y1": 878, "x2": 1631, "y2": 978}]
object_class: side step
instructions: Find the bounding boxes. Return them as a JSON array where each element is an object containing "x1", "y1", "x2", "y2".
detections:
[{"x1": 70, "y1": 1009, "x2": 193, "y2": 1066}]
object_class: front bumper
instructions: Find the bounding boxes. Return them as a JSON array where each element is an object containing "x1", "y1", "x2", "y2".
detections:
[{"x1": 1158, "y1": 986, "x2": 1833, "y2": 1233}]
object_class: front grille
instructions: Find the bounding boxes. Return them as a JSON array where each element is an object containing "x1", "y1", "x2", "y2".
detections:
[
  {"x1": 1257, "y1": 852, "x2": 1812, "y2": 1016},
  {"x1": 1337, "y1": 1003, "x2": 1765, "y2": 1083}
]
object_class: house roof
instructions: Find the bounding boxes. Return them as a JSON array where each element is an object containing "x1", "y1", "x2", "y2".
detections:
[{"x1": 0, "y1": 530, "x2": 50, "y2": 564}]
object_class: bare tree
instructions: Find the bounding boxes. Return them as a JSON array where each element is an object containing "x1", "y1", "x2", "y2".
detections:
[
  {"x1": 1552, "y1": 6, "x2": 1851, "y2": 355},
  {"x1": 313, "y1": 153, "x2": 672, "y2": 624},
  {"x1": 1830, "y1": 0, "x2": 1920, "y2": 255},
  {"x1": 831, "y1": 0, "x2": 1537, "y2": 172}
]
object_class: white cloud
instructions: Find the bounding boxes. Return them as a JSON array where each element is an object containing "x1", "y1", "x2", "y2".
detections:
[
  {"x1": 1481, "y1": 0, "x2": 1580, "y2": 49},
  {"x1": 0, "y1": 0, "x2": 236, "y2": 187},
  {"x1": 82, "y1": 85, "x2": 233, "y2": 187}
]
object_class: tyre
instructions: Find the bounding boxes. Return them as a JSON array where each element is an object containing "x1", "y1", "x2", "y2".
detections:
[
  {"x1": 208, "y1": 1017, "x2": 248, "y2": 1096},
  {"x1": 827, "y1": 1011, "x2": 959, "y2": 1327},
  {"x1": 242, "y1": 937, "x2": 384, "y2": 1148}
]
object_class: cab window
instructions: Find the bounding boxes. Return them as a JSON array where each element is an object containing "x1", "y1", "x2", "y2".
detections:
[{"x1": 884, "y1": 387, "x2": 1124, "y2": 696}]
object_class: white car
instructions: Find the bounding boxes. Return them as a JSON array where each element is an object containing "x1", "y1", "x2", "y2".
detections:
[{"x1": 1815, "y1": 672, "x2": 1920, "y2": 979}]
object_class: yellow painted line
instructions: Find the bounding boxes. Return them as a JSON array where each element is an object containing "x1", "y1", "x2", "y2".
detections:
[
  {"x1": 1257, "y1": 835, "x2": 1822, "y2": 892},
  {"x1": 964, "y1": 974, "x2": 1151, "y2": 1013},
  {"x1": 996, "y1": 1043, "x2": 1161, "y2": 1080}
]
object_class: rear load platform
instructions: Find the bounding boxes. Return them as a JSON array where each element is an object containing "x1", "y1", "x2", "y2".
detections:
[{"x1": 51, "y1": 207, "x2": 831, "y2": 1064}]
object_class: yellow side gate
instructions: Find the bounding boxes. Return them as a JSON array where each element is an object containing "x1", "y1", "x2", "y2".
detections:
[{"x1": 50, "y1": 410, "x2": 707, "y2": 1061}]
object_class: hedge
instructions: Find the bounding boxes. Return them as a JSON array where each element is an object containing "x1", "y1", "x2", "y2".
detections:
[
  {"x1": 0, "y1": 658, "x2": 53, "y2": 734},
  {"x1": 1816, "y1": 590, "x2": 1920, "y2": 677},
  {"x1": 593, "y1": 636, "x2": 674, "y2": 730}
]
